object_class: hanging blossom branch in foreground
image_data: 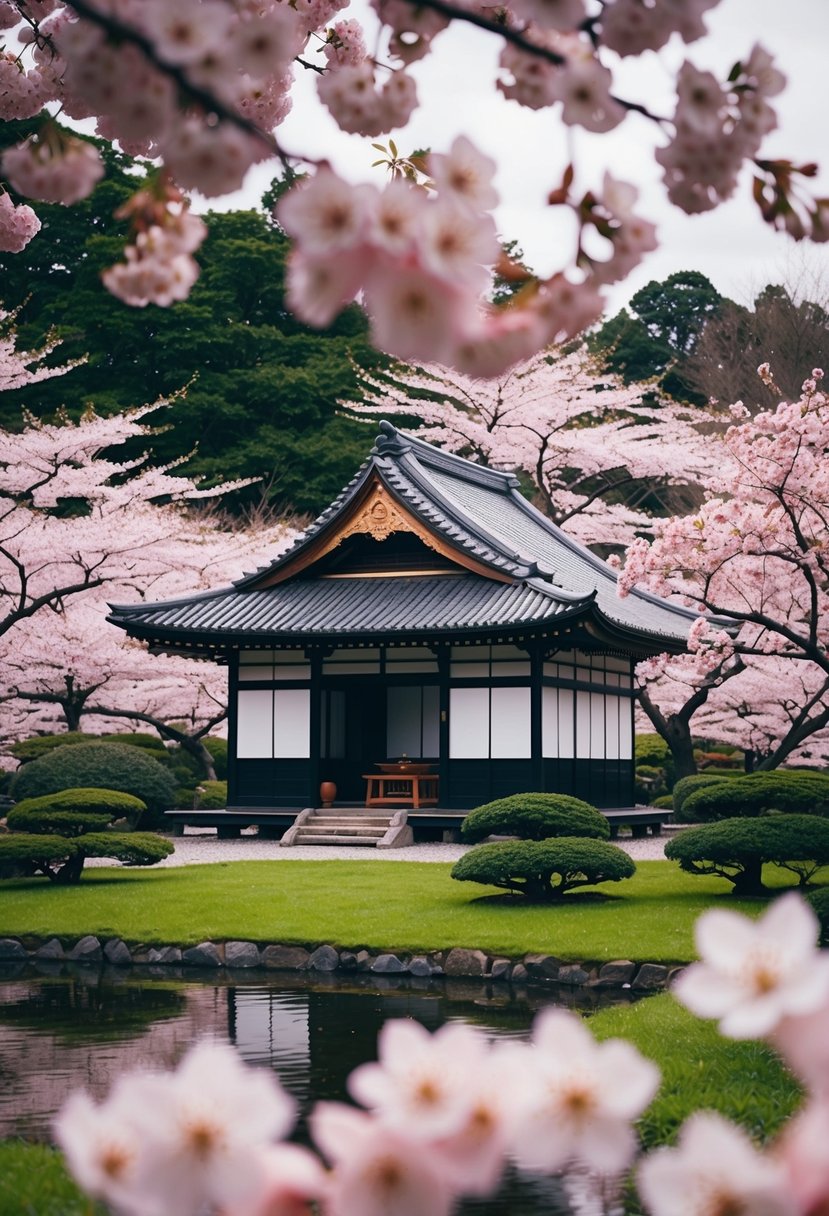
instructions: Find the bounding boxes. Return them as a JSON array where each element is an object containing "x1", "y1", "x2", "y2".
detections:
[
  {"x1": 54, "y1": 892, "x2": 829, "y2": 1216},
  {"x1": 0, "y1": 0, "x2": 826, "y2": 373}
]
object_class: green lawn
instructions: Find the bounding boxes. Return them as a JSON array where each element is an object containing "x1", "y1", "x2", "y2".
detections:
[{"x1": 0, "y1": 859, "x2": 816, "y2": 962}]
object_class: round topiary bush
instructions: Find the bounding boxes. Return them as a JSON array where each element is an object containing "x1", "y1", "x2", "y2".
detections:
[
  {"x1": 194, "y1": 780, "x2": 228, "y2": 810},
  {"x1": 7, "y1": 789, "x2": 147, "y2": 836},
  {"x1": 0, "y1": 832, "x2": 77, "y2": 880},
  {"x1": 650, "y1": 795, "x2": 674, "y2": 810},
  {"x1": 9, "y1": 743, "x2": 177, "y2": 825},
  {"x1": 672, "y1": 774, "x2": 734, "y2": 821},
  {"x1": 635, "y1": 733, "x2": 670, "y2": 767},
  {"x1": 10, "y1": 733, "x2": 91, "y2": 764},
  {"x1": 806, "y1": 887, "x2": 829, "y2": 946},
  {"x1": 665, "y1": 815, "x2": 829, "y2": 895},
  {"x1": 682, "y1": 772, "x2": 829, "y2": 823},
  {"x1": 460, "y1": 794, "x2": 609, "y2": 844},
  {"x1": 451, "y1": 837, "x2": 635, "y2": 900}
]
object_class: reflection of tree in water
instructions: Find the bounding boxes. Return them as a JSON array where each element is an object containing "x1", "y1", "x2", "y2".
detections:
[{"x1": 0, "y1": 976, "x2": 186, "y2": 1042}]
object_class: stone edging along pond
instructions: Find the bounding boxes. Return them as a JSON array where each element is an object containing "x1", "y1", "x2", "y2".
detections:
[{"x1": 0, "y1": 935, "x2": 683, "y2": 991}]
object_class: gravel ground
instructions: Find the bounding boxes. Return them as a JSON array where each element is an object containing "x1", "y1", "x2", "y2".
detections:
[{"x1": 106, "y1": 827, "x2": 671, "y2": 868}]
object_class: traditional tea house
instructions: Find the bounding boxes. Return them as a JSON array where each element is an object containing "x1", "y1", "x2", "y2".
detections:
[{"x1": 109, "y1": 422, "x2": 694, "y2": 820}]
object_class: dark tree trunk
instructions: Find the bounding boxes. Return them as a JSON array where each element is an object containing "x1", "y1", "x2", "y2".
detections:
[
  {"x1": 730, "y1": 859, "x2": 765, "y2": 896},
  {"x1": 54, "y1": 854, "x2": 86, "y2": 884}
]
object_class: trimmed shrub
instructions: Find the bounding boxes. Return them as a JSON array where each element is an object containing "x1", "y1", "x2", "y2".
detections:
[
  {"x1": 8, "y1": 789, "x2": 147, "y2": 835},
  {"x1": 10, "y1": 743, "x2": 177, "y2": 824},
  {"x1": 683, "y1": 772, "x2": 829, "y2": 823},
  {"x1": 72, "y1": 832, "x2": 173, "y2": 867},
  {"x1": 672, "y1": 774, "x2": 733, "y2": 820},
  {"x1": 635, "y1": 733, "x2": 670, "y2": 767},
  {"x1": 460, "y1": 793, "x2": 609, "y2": 844},
  {"x1": 665, "y1": 815, "x2": 829, "y2": 895},
  {"x1": 0, "y1": 833, "x2": 77, "y2": 879},
  {"x1": 9, "y1": 733, "x2": 90, "y2": 764},
  {"x1": 806, "y1": 887, "x2": 829, "y2": 946},
  {"x1": 8, "y1": 808, "x2": 113, "y2": 836},
  {"x1": 451, "y1": 837, "x2": 635, "y2": 900},
  {"x1": 650, "y1": 795, "x2": 674, "y2": 810},
  {"x1": 194, "y1": 780, "x2": 228, "y2": 810}
]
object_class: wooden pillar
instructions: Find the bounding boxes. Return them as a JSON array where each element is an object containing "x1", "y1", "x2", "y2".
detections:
[
  {"x1": 530, "y1": 642, "x2": 544, "y2": 790},
  {"x1": 227, "y1": 652, "x2": 239, "y2": 807},
  {"x1": 437, "y1": 644, "x2": 450, "y2": 808},
  {"x1": 308, "y1": 649, "x2": 323, "y2": 804}
]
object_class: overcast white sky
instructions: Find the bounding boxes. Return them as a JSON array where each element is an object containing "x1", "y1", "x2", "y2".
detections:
[{"x1": 218, "y1": 0, "x2": 829, "y2": 315}]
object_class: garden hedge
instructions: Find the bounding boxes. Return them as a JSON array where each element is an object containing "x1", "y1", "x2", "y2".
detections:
[
  {"x1": 664, "y1": 815, "x2": 829, "y2": 895},
  {"x1": 681, "y1": 772, "x2": 829, "y2": 822},
  {"x1": 10, "y1": 743, "x2": 177, "y2": 824},
  {"x1": 7, "y1": 789, "x2": 147, "y2": 836},
  {"x1": 807, "y1": 887, "x2": 829, "y2": 946},
  {"x1": 672, "y1": 774, "x2": 734, "y2": 819},
  {"x1": 451, "y1": 837, "x2": 635, "y2": 900},
  {"x1": 460, "y1": 793, "x2": 609, "y2": 844}
]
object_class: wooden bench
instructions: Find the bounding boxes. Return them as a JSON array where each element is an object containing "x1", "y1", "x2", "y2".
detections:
[{"x1": 363, "y1": 772, "x2": 439, "y2": 809}]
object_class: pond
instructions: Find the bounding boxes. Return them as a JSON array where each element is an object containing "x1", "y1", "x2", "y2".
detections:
[{"x1": 0, "y1": 960, "x2": 639, "y2": 1214}]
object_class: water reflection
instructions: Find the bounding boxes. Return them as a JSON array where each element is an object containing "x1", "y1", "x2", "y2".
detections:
[{"x1": 0, "y1": 962, "x2": 635, "y2": 1214}]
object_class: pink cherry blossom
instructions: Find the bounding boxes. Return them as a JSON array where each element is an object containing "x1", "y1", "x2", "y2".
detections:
[
  {"x1": 637, "y1": 1112, "x2": 796, "y2": 1216},
  {"x1": 672, "y1": 893, "x2": 829, "y2": 1039},
  {"x1": 505, "y1": 1008, "x2": 660, "y2": 1176}
]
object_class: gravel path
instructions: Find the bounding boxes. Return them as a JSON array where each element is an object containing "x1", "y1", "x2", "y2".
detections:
[{"x1": 122, "y1": 827, "x2": 671, "y2": 868}]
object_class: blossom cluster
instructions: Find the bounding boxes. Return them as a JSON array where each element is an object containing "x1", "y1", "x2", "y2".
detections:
[
  {"x1": 0, "y1": 0, "x2": 823, "y2": 371},
  {"x1": 0, "y1": 189, "x2": 41, "y2": 253},
  {"x1": 55, "y1": 893, "x2": 829, "y2": 1216}
]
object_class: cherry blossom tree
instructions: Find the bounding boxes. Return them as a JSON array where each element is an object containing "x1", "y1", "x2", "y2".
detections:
[
  {"x1": 0, "y1": 0, "x2": 825, "y2": 375},
  {"x1": 0, "y1": 512, "x2": 295, "y2": 775},
  {"x1": 0, "y1": 302, "x2": 81, "y2": 391},
  {"x1": 623, "y1": 366, "x2": 829, "y2": 776},
  {"x1": 347, "y1": 347, "x2": 715, "y2": 549}
]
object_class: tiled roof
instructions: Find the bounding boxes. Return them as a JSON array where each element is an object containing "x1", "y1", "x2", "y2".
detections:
[{"x1": 109, "y1": 420, "x2": 696, "y2": 652}]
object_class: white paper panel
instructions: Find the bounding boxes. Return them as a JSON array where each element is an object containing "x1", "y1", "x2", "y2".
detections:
[
  {"x1": 492, "y1": 661, "x2": 530, "y2": 677},
  {"x1": 321, "y1": 662, "x2": 380, "y2": 675},
  {"x1": 273, "y1": 689, "x2": 310, "y2": 758},
  {"x1": 491, "y1": 687, "x2": 531, "y2": 759},
  {"x1": 542, "y1": 686, "x2": 559, "y2": 758},
  {"x1": 386, "y1": 661, "x2": 438, "y2": 673},
  {"x1": 619, "y1": 699, "x2": 633, "y2": 759},
  {"x1": 575, "y1": 690, "x2": 591, "y2": 758},
  {"x1": 557, "y1": 688, "x2": 574, "y2": 758},
  {"x1": 590, "y1": 693, "x2": 605, "y2": 760},
  {"x1": 450, "y1": 663, "x2": 490, "y2": 678},
  {"x1": 387, "y1": 686, "x2": 423, "y2": 757},
  {"x1": 449, "y1": 688, "x2": 489, "y2": 758},
  {"x1": 273, "y1": 664, "x2": 311, "y2": 680},
  {"x1": 238, "y1": 665, "x2": 274, "y2": 682},
  {"x1": 605, "y1": 695, "x2": 620, "y2": 760},
  {"x1": 236, "y1": 690, "x2": 273, "y2": 758}
]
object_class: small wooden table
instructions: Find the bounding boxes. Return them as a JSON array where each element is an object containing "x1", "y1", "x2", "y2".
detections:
[{"x1": 363, "y1": 771, "x2": 439, "y2": 809}]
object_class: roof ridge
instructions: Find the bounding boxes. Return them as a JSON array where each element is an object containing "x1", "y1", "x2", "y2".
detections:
[{"x1": 373, "y1": 419, "x2": 522, "y2": 492}]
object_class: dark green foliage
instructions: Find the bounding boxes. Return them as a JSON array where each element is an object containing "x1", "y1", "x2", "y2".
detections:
[
  {"x1": 672, "y1": 773, "x2": 733, "y2": 819},
  {"x1": 651, "y1": 795, "x2": 674, "y2": 810},
  {"x1": 9, "y1": 788, "x2": 147, "y2": 825},
  {"x1": 0, "y1": 157, "x2": 389, "y2": 519},
  {"x1": 9, "y1": 743, "x2": 177, "y2": 822},
  {"x1": 460, "y1": 793, "x2": 609, "y2": 843},
  {"x1": 9, "y1": 732, "x2": 91, "y2": 763},
  {"x1": 0, "y1": 833, "x2": 76, "y2": 877},
  {"x1": 203, "y1": 736, "x2": 228, "y2": 780},
  {"x1": 194, "y1": 780, "x2": 228, "y2": 809},
  {"x1": 73, "y1": 832, "x2": 173, "y2": 867},
  {"x1": 635, "y1": 733, "x2": 670, "y2": 766},
  {"x1": 7, "y1": 808, "x2": 112, "y2": 836},
  {"x1": 451, "y1": 837, "x2": 635, "y2": 899},
  {"x1": 665, "y1": 815, "x2": 829, "y2": 894},
  {"x1": 682, "y1": 772, "x2": 829, "y2": 822},
  {"x1": 806, "y1": 886, "x2": 829, "y2": 945},
  {"x1": 635, "y1": 764, "x2": 667, "y2": 803}
]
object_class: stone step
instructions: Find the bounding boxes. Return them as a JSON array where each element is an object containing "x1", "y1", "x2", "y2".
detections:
[
  {"x1": 298, "y1": 824, "x2": 387, "y2": 838},
  {"x1": 312, "y1": 814, "x2": 393, "y2": 826},
  {"x1": 291, "y1": 833, "x2": 386, "y2": 846}
]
